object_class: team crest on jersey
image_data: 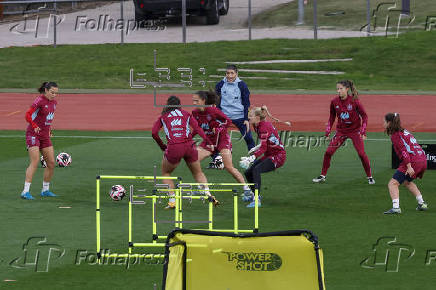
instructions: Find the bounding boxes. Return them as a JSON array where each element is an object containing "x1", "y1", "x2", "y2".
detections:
[
  {"x1": 340, "y1": 112, "x2": 350, "y2": 120},
  {"x1": 171, "y1": 118, "x2": 182, "y2": 126},
  {"x1": 347, "y1": 104, "x2": 353, "y2": 111},
  {"x1": 207, "y1": 115, "x2": 211, "y2": 121},
  {"x1": 336, "y1": 106, "x2": 339, "y2": 109},
  {"x1": 46, "y1": 112, "x2": 55, "y2": 121}
]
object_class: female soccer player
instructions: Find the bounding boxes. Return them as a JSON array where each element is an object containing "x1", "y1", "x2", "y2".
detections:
[
  {"x1": 312, "y1": 80, "x2": 375, "y2": 184},
  {"x1": 192, "y1": 91, "x2": 252, "y2": 196},
  {"x1": 383, "y1": 112, "x2": 428, "y2": 214},
  {"x1": 21, "y1": 82, "x2": 59, "y2": 200},
  {"x1": 152, "y1": 96, "x2": 219, "y2": 209},
  {"x1": 239, "y1": 106, "x2": 287, "y2": 207}
]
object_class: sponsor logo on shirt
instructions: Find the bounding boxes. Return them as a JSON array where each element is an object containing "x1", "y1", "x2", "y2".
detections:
[
  {"x1": 170, "y1": 118, "x2": 182, "y2": 127},
  {"x1": 340, "y1": 112, "x2": 350, "y2": 120},
  {"x1": 174, "y1": 133, "x2": 182, "y2": 138}
]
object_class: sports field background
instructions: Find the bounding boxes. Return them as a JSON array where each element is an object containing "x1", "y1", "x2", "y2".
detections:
[
  {"x1": 1, "y1": 28, "x2": 436, "y2": 290},
  {"x1": 1, "y1": 93, "x2": 436, "y2": 289}
]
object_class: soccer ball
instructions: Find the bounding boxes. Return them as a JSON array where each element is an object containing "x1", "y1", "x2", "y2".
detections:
[
  {"x1": 40, "y1": 156, "x2": 47, "y2": 168},
  {"x1": 214, "y1": 155, "x2": 224, "y2": 169},
  {"x1": 56, "y1": 152, "x2": 72, "y2": 167},
  {"x1": 110, "y1": 185, "x2": 126, "y2": 201}
]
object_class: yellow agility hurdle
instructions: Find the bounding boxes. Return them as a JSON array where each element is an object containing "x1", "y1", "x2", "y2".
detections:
[
  {"x1": 96, "y1": 175, "x2": 179, "y2": 260},
  {"x1": 96, "y1": 175, "x2": 260, "y2": 261}
]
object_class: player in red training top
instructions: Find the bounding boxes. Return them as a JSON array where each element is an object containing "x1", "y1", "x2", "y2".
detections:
[
  {"x1": 152, "y1": 96, "x2": 219, "y2": 209},
  {"x1": 383, "y1": 113, "x2": 428, "y2": 214},
  {"x1": 312, "y1": 80, "x2": 375, "y2": 184},
  {"x1": 239, "y1": 106, "x2": 287, "y2": 207},
  {"x1": 192, "y1": 91, "x2": 253, "y2": 196},
  {"x1": 20, "y1": 82, "x2": 59, "y2": 200}
]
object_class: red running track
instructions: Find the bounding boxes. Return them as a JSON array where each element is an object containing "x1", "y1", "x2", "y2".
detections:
[{"x1": 1, "y1": 93, "x2": 435, "y2": 132}]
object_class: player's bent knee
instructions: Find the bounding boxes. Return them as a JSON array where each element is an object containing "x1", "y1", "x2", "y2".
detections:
[{"x1": 388, "y1": 178, "x2": 400, "y2": 187}]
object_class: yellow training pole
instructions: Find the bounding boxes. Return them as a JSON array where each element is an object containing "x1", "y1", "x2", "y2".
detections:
[
  {"x1": 96, "y1": 177, "x2": 101, "y2": 262},
  {"x1": 254, "y1": 188, "x2": 259, "y2": 232},
  {"x1": 179, "y1": 188, "x2": 183, "y2": 229},
  {"x1": 128, "y1": 195, "x2": 132, "y2": 254},
  {"x1": 175, "y1": 188, "x2": 180, "y2": 228},
  {"x1": 99, "y1": 175, "x2": 178, "y2": 180},
  {"x1": 234, "y1": 192, "x2": 238, "y2": 234},
  {"x1": 208, "y1": 200, "x2": 213, "y2": 230},
  {"x1": 152, "y1": 194, "x2": 157, "y2": 244}
]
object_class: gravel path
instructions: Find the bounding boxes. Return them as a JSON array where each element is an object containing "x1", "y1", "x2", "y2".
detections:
[{"x1": 0, "y1": 0, "x2": 373, "y2": 47}]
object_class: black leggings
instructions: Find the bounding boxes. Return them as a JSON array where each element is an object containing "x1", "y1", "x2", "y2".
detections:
[{"x1": 244, "y1": 158, "x2": 276, "y2": 193}]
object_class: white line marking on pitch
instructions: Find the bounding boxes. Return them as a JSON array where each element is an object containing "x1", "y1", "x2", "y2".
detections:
[
  {"x1": 226, "y1": 58, "x2": 352, "y2": 64},
  {"x1": 217, "y1": 68, "x2": 344, "y2": 75},
  {"x1": 0, "y1": 135, "x2": 435, "y2": 142},
  {"x1": 5, "y1": 110, "x2": 21, "y2": 117}
]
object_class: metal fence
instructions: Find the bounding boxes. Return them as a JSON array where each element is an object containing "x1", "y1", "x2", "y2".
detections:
[{"x1": 0, "y1": 0, "x2": 432, "y2": 48}]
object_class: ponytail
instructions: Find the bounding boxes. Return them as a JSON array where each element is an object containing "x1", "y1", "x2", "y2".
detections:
[
  {"x1": 251, "y1": 105, "x2": 291, "y2": 126},
  {"x1": 38, "y1": 81, "x2": 58, "y2": 94},
  {"x1": 338, "y1": 80, "x2": 358, "y2": 100},
  {"x1": 162, "y1": 95, "x2": 181, "y2": 115},
  {"x1": 385, "y1": 112, "x2": 403, "y2": 135}
]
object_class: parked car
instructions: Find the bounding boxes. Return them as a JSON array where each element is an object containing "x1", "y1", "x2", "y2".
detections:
[{"x1": 133, "y1": 0, "x2": 229, "y2": 25}]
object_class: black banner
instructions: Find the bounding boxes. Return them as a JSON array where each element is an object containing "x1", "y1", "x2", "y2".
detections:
[{"x1": 392, "y1": 144, "x2": 436, "y2": 170}]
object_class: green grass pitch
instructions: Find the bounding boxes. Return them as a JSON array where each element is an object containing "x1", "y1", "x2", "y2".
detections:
[{"x1": 1, "y1": 130, "x2": 436, "y2": 289}]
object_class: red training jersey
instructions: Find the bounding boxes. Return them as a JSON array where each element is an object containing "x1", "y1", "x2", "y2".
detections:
[
  {"x1": 192, "y1": 107, "x2": 232, "y2": 144},
  {"x1": 25, "y1": 95, "x2": 57, "y2": 137},
  {"x1": 326, "y1": 96, "x2": 368, "y2": 136},
  {"x1": 391, "y1": 129, "x2": 426, "y2": 166},
  {"x1": 252, "y1": 120, "x2": 286, "y2": 158},
  {"x1": 152, "y1": 108, "x2": 211, "y2": 151}
]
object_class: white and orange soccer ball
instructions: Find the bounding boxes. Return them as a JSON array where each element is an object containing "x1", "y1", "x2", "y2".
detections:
[{"x1": 110, "y1": 185, "x2": 126, "y2": 201}]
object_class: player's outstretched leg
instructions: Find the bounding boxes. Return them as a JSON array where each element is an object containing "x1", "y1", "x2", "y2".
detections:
[
  {"x1": 404, "y1": 181, "x2": 428, "y2": 211},
  {"x1": 313, "y1": 135, "x2": 343, "y2": 183},
  {"x1": 220, "y1": 149, "x2": 252, "y2": 197},
  {"x1": 186, "y1": 161, "x2": 220, "y2": 206}
]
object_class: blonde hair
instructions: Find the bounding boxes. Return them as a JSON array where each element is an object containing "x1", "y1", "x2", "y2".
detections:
[{"x1": 250, "y1": 105, "x2": 291, "y2": 126}]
